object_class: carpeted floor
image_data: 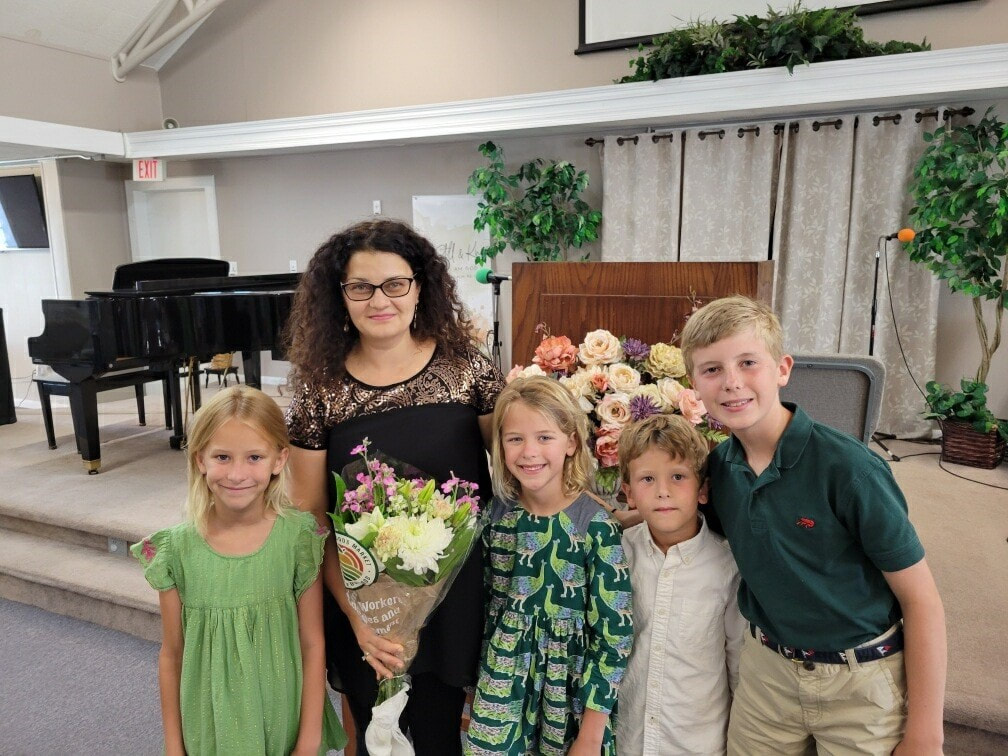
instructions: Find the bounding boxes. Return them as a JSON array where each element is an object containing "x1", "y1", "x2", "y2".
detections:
[
  {"x1": 1, "y1": 389, "x2": 1006, "y2": 753},
  {"x1": 0, "y1": 597, "x2": 162, "y2": 755}
]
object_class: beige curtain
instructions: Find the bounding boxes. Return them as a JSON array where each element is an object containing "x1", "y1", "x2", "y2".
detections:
[
  {"x1": 840, "y1": 109, "x2": 941, "y2": 437},
  {"x1": 679, "y1": 122, "x2": 781, "y2": 261},
  {"x1": 600, "y1": 132, "x2": 681, "y2": 261},
  {"x1": 773, "y1": 116, "x2": 856, "y2": 352}
]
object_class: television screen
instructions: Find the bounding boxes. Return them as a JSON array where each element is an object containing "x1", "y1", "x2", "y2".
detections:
[{"x1": 0, "y1": 175, "x2": 50, "y2": 250}]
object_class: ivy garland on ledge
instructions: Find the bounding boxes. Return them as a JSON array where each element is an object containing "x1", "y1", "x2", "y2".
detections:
[{"x1": 618, "y1": 1, "x2": 929, "y2": 83}]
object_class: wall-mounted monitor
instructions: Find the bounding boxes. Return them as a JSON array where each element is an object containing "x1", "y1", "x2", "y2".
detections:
[{"x1": 0, "y1": 174, "x2": 50, "y2": 250}]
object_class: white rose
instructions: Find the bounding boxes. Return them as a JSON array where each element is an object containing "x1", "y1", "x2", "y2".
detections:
[
  {"x1": 607, "y1": 363, "x2": 641, "y2": 393},
  {"x1": 578, "y1": 329, "x2": 623, "y2": 366},
  {"x1": 596, "y1": 392, "x2": 632, "y2": 426},
  {"x1": 656, "y1": 377, "x2": 686, "y2": 410},
  {"x1": 559, "y1": 372, "x2": 596, "y2": 413}
]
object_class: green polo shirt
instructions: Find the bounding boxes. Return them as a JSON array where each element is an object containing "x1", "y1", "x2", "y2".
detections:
[{"x1": 708, "y1": 403, "x2": 925, "y2": 651}]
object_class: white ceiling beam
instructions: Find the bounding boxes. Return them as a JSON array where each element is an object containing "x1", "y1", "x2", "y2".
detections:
[{"x1": 111, "y1": 0, "x2": 229, "y2": 81}]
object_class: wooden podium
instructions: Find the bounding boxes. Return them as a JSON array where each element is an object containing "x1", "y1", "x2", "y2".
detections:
[{"x1": 511, "y1": 261, "x2": 774, "y2": 364}]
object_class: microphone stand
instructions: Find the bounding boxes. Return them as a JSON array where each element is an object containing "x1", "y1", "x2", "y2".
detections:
[
  {"x1": 869, "y1": 235, "x2": 899, "y2": 462},
  {"x1": 490, "y1": 278, "x2": 503, "y2": 372}
]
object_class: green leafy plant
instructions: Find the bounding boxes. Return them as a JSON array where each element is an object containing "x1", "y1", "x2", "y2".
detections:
[
  {"x1": 619, "y1": 1, "x2": 928, "y2": 83},
  {"x1": 467, "y1": 141, "x2": 602, "y2": 264},
  {"x1": 923, "y1": 380, "x2": 1006, "y2": 442},
  {"x1": 907, "y1": 108, "x2": 1008, "y2": 388}
]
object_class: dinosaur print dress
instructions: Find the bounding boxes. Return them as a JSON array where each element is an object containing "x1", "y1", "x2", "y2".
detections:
[{"x1": 465, "y1": 494, "x2": 633, "y2": 755}]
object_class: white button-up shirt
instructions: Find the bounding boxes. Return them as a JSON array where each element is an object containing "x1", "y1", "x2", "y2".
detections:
[{"x1": 616, "y1": 515, "x2": 745, "y2": 756}]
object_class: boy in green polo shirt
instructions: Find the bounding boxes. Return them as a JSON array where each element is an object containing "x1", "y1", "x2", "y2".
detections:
[{"x1": 680, "y1": 295, "x2": 946, "y2": 755}]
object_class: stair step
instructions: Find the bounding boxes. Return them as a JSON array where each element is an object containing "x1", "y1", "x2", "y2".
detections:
[{"x1": 0, "y1": 529, "x2": 160, "y2": 642}]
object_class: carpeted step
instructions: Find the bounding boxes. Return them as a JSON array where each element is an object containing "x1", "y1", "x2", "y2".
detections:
[{"x1": 0, "y1": 529, "x2": 160, "y2": 642}]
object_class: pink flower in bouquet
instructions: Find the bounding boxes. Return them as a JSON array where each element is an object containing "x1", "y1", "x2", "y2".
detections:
[
  {"x1": 588, "y1": 368, "x2": 609, "y2": 393},
  {"x1": 594, "y1": 424, "x2": 623, "y2": 467},
  {"x1": 596, "y1": 392, "x2": 632, "y2": 427},
  {"x1": 678, "y1": 389, "x2": 707, "y2": 425},
  {"x1": 533, "y1": 335, "x2": 579, "y2": 374}
]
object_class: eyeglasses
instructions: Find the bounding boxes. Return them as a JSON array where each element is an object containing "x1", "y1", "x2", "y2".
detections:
[{"x1": 341, "y1": 276, "x2": 415, "y2": 301}]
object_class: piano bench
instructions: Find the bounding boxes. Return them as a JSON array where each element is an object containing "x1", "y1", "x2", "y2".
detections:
[{"x1": 35, "y1": 371, "x2": 172, "y2": 455}]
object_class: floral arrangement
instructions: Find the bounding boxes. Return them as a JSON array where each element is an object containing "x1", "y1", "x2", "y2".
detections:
[
  {"x1": 329, "y1": 439, "x2": 482, "y2": 754},
  {"x1": 507, "y1": 327, "x2": 727, "y2": 497}
]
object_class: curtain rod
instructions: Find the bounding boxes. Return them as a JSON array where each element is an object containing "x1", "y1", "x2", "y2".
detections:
[{"x1": 584, "y1": 106, "x2": 975, "y2": 146}]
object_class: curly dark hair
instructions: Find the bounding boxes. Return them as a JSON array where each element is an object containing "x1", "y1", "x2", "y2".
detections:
[{"x1": 285, "y1": 219, "x2": 475, "y2": 385}]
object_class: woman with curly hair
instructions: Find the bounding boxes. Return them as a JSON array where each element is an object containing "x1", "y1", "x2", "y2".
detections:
[{"x1": 285, "y1": 219, "x2": 503, "y2": 755}]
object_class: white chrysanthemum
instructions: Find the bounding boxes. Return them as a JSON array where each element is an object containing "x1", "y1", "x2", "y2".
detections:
[
  {"x1": 397, "y1": 516, "x2": 454, "y2": 575},
  {"x1": 345, "y1": 508, "x2": 385, "y2": 543},
  {"x1": 607, "y1": 363, "x2": 641, "y2": 392}
]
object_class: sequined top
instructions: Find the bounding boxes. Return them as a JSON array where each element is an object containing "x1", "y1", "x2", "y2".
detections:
[{"x1": 286, "y1": 343, "x2": 503, "y2": 449}]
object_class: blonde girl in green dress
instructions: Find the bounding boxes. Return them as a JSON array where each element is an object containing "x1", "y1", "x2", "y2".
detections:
[
  {"x1": 132, "y1": 386, "x2": 346, "y2": 755},
  {"x1": 466, "y1": 376, "x2": 633, "y2": 756}
]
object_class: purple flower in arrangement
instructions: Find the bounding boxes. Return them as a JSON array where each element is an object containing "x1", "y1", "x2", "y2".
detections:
[
  {"x1": 441, "y1": 476, "x2": 461, "y2": 494},
  {"x1": 629, "y1": 394, "x2": 661, "y2": 421},
  {"x1": 622, "y1": 338, "x2": 650, "y2": 362},
  {"x1": 706, "y1": 416, "x2": 727, "y2": 432},
  {"x1": 141, "y1": 538, "x2": 156, "y2": 561},
  {"x1": 350, "y1": 438, "x2": 371, "y2": 456}
]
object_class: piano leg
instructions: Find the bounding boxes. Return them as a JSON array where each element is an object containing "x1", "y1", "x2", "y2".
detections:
[
  {"x1": 168, "y1": 362, "x2": 186, "y2": 450},
  {"x1": 162, "y1": 378, "x2": 172, "y2": 430},
  {"x1": 67, "y1": 380, "x2": 101, "y2": 474},
  {"x1": 242, "y1": 351, "x2": 263, "y2": 389},
  {"x1": 134, "y1": 385, "x2": 147, "y2": 426}
]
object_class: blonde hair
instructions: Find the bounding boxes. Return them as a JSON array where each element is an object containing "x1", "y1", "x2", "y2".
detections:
[
  {"x1": 618, "y1": 413, "x2": 709, "y2": 484},
  {"x1": 680, "y1": 295, "x2": 783, "y2": 376},
  {"x1": 185, "y1": 385, "x2": 292, "y2": 533},
  {"x1": 491, "y1": 376, "x2": 593, "y2": 501}
]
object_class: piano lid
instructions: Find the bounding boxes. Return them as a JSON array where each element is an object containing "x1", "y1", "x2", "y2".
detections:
[{"x1": 86, "y1": 272, "x2": 301, "y2": 297}]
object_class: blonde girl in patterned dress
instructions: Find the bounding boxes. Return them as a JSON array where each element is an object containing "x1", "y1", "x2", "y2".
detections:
[
  {"x1": 466, "y1": 376, "x2": 634, "y2": 756},
  {"x1": 131, "y1": 386, "x2": 345, "y2": 755}
]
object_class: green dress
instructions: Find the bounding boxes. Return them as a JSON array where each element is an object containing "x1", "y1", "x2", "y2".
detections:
[
  {"x1": 465, "y1": 494, "x2": 634, "y2": 755},
  {"x1": 131, "y1": 509, "x2": 347, "y2": 755}
]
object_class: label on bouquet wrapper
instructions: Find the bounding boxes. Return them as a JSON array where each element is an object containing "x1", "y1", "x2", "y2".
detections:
[{"x1": 334, "y1": 532, "x2": 378, "y2": 589}]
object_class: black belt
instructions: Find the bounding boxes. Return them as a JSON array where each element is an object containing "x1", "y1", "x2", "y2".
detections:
[{"x1": 751, "y1": 625, "x2": 904, "y2": 665}]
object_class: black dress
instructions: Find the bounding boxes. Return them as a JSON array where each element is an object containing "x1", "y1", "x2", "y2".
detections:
[{"x1": 286, "y1": 344, "x2": 503, "y2": 745}]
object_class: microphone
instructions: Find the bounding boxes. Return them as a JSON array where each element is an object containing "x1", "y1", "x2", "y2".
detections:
[
  {"x1": 475, "y1": 268, "x2": 510, "y2": 285},
  {"x1": 883, "y1": 228, "x2": 916, "y2": 242}
]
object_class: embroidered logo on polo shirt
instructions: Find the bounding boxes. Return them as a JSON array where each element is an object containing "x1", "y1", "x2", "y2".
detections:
[{"x1": 796, "y1": 517, "x2": 815, "y2": 529}]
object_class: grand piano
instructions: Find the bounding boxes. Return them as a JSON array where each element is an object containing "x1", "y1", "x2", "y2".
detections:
[{"x1": 28, "y1": 258, "x2": 299, "y2": 472}]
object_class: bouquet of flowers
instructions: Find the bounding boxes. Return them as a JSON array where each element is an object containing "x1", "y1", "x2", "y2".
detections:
[
  {"x1": 507, "y1": 327, "x2": 727, "y2": 498},
  {"x1": 329, "y1": 438, "x2": 482, "y2": 756}
]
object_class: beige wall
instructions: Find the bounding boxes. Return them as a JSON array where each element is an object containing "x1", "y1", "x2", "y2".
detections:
[
  {"x1": 57, "y1": 160, "x2": 134, "y2": 297},
  {"x1": 158, "y1": 0, "x2": 1008, "y2": 127},
  {"x1": 0, "y1": 37, "x2": 162, "y2": 131}
]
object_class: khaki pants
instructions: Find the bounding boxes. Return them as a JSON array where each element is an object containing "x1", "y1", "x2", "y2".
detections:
[{"x1": 727, "y1": 631, "x2": 908, "y2": 755}]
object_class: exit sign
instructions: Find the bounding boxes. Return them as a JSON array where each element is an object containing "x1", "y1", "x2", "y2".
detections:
[{"x1": 133, "y1": 158, "x2": 164, "y2": 181}]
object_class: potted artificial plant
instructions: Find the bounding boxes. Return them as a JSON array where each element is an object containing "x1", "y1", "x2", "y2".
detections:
[
  {"x1": 907, "y1": 107, "x2": 1008, "y2": 468},
  {"x1": 467, "y1": 141, "x2": 602, "y2": 265}
]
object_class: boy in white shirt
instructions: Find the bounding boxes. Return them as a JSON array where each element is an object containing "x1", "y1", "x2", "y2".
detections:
[{"x1": 615, "y1": 413, "x2": 745, "y2": 756}]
